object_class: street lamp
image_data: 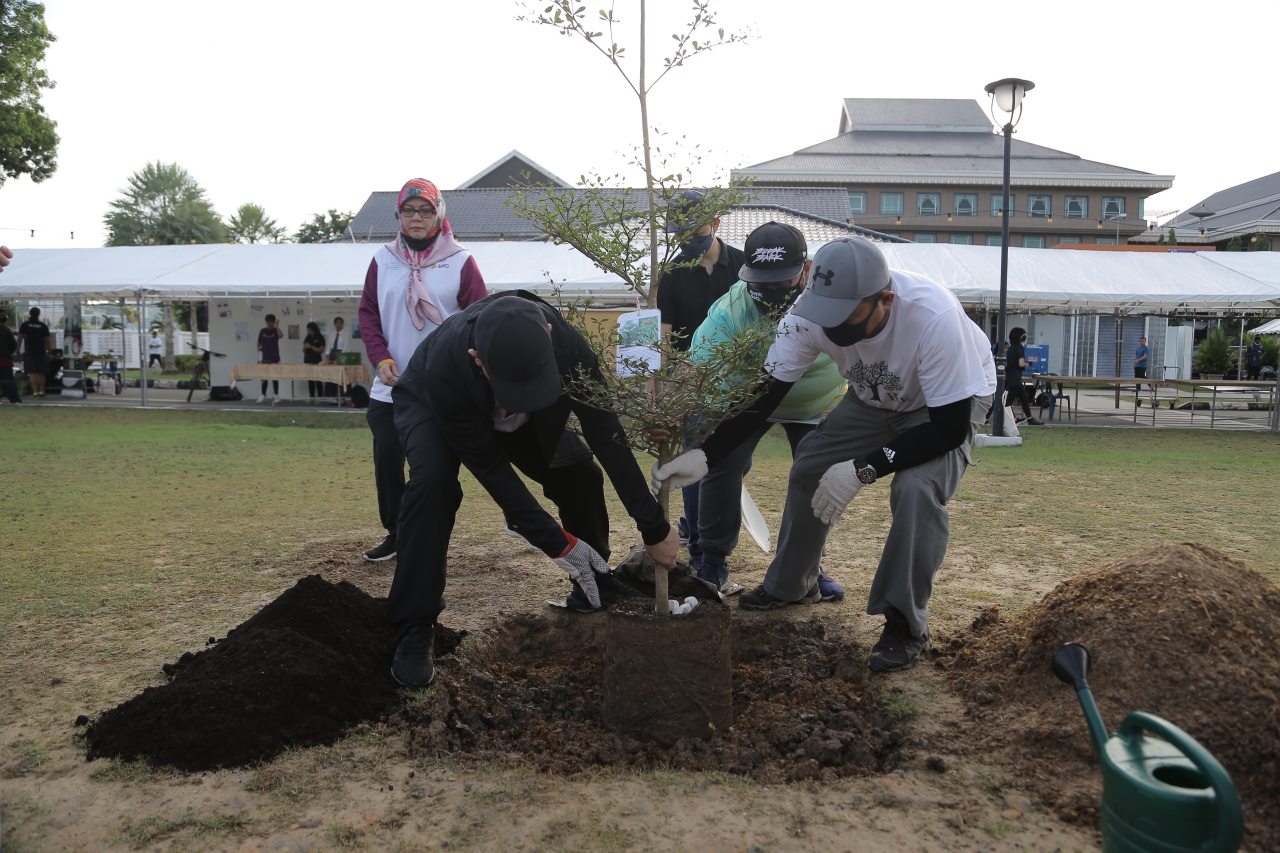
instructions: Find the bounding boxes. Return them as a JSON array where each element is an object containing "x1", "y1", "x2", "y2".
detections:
[
  {"x1": 1104, "y1": 213, "x2": 1127, "y2": 243},
  {"x1": 984, "y1": 77, "x2": 1035, "y2": 438}
]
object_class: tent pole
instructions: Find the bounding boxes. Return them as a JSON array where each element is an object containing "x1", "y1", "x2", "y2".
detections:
[
  {"x1": 1114, "y1": 309, "x2": 1121, "y2": 408},
  {"x1": 137, "y1": 290, "x2": 148, "y2": 407}
]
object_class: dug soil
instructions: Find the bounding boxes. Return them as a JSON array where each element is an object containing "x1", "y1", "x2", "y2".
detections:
[
  {"x1": 85, "y1": 576, "x2": 465, "y2": 771},
  {"x1": 934, "y1": 543, "x2": 1280, "y2": 852},
  {"x1": 400, "y1": 612, "x2": 905, "y2": 783}
]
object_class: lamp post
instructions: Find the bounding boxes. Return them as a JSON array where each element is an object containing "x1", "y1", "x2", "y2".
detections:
[
  {"x1": 984, "y1": 77, "x2": 1034, "y2": 438},
  {"x1": 1104, "y1": 213, "x2": 1127, "y2": 243}
]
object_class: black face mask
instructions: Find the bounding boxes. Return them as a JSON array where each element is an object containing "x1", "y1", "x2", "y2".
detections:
[
  {"x1": 823, "y1": 306, "x2": 880, "y2": 347},
  {"x1": 747, "y1": 283, "x2": 801, "y2": 316}
]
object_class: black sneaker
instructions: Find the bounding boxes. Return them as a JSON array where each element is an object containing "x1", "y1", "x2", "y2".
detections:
[
  {"x1": 1024, "y1": 417, "x2": 1044, "y2": 426},
  {"x1": 868, "y1": 607, "x2": 931, "y2": 672},
  {"x1": 391, "y1": 622, "x2": 435, "y2": 688},
  {"x1": 677, "y1": 516, "x2": 690, "y2": 548},
  {"x1": 739, "y1": 582, "x2": 821, "y2": 611},
  {"x1": 363, "y1": 534, "x2": 397, "y2": 562},
  {"x1": 564, "y1": 572, "x2": 640, "y2": 613}
]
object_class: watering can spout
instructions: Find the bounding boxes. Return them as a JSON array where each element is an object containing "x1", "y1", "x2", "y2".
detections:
[{"x1": 1052, "y1": 643, "x2": 1109, "y2": 756}]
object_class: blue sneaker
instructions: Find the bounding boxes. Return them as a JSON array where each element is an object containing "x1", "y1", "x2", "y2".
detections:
[{"x1": 816, "y1": 568, "x2": 844, "y2": 602}]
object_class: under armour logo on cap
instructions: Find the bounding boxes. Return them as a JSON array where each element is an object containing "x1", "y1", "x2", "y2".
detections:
[{"x1": 812, "y1": 266, "x2": 836, "y2": 287}]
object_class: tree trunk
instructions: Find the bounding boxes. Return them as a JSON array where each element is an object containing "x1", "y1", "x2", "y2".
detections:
[
  {"x1": 163, "y1": 300, "x2": 176, "y2": 372},
  {"x1": 638, "y1": 0, "x2": 659, "y2": 310},
  {"x1": 654, "y1": 440, "x2": 674, "y2": 616}
]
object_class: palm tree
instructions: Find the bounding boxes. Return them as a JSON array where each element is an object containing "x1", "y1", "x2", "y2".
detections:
[
  {"x1": 228, "y1": 203, "x2": 288, "y2": 244},
  {"x1": 103, "y1": 162, "x2": 226, "y2": 246}
]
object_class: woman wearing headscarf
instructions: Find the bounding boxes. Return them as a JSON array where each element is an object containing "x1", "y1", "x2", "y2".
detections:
[{"x1": 358, "y1": 179, "x2": 487, "y2": 561}]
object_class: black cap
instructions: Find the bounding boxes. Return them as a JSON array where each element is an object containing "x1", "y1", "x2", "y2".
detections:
[
  {"x1": 474, "y1": 298, "x2": 561, "y2": 413},
  {"x1": 665, "y1": 190, "x2": 709, "y2": 234},
  {"x1": 740, "y1": 221, "x2": 807, "y2": 283}
]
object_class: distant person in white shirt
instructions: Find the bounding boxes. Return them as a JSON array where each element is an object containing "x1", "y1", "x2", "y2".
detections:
[
  {"x1": 327, "y1": 317, "x2": 348, "y2": 363},
  {"x1": 653, "y1": 236, "x2": 996, "y2": 673},
  {"x1": 148, "y1": 331, "x2": 163, "y2": 368}
]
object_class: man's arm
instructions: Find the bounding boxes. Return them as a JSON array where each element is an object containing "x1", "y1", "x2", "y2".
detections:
[
  {"x1": 859, "y1": 396, "x2": 974, "y2": 477},
  {"x1": 700, "y1": 376, "x2": 794, "y2": 466}
]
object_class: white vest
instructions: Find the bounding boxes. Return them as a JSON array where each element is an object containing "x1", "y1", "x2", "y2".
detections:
[{"x1": 370, "y1": 243, "x2": 470, "y2": 403}]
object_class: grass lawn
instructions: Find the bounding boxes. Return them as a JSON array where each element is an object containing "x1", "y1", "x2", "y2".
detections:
[{"x1": 2, "y1": 408, "x2": 1277, "y2": 852}]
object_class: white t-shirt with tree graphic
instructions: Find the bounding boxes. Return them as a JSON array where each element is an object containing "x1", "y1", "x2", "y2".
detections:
[{"x1": 768, "y1": 268, "x2": 996, "y2": 412}]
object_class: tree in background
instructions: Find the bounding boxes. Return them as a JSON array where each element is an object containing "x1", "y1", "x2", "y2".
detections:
[
  {"x1": 1156, "y1": 233, "x2": 1166, "y2": 246},
  {"x1": 1226, "y1": 235, "x2": 1242, "y2": 252},
  {"x1": 295, "y1": 209, "x2": 354, "y2": 243},
  {"x1": 1252, "y1": 233, "x2": 1270, "y2": 252},
  {"x1": 1194, "y1": 326, "x2": 1233, "y2": 376},
  {"x1": 1168, "y1": 228, "x2": 1178, "y2": 245},
  {"x1": 104, "y1": 162, "x2": 227, "y2": 245},
  {"x1": 0, "y1": 1, "x2": 59, "y2": 188},
  {"x1": 227, "y1": 203, "x2": 287, "y2": 244}
]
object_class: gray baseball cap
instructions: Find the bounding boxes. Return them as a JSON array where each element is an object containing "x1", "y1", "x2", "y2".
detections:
[{"x1": 790, "y1": 237, "x2": 892, "y2": 327}]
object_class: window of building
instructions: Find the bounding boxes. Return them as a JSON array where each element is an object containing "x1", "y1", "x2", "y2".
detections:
[
  {"x1": 1095, "y1": 236, "x2": 1117, "y2": 245},
  {"x1": 1028, "y1": 195, "x2": 1051, "y2": 218},
  {"x1": 950, "y1": 234, "x2": 973, "y2": 245},
  {"x1": 917, "y1": 193, "x2": 941, "y2": 216},
  {"x1": 880, "y1": 193, "x2": 904, "y2": 216},
  {"x1": 1023, "y1": 235, "x2": 1046, "y2": 248},
  {"x1": 1058, "y1": 236, "x2": 1082, "y2": 244},
  {"x1": 991, "y1": 194, "x2": 1014, "y2": 217},
  {"x1": 1138, "y1": 198, "x2": 1145, "y2": 220},
  {"x1": 1064, "y1": 196, "x2": 1088, "y2": 218},
  {"x1": 914, "y1": 233, "x2": 936, "y2": 243},
  {"x1": 986, "y1": 235, "x2": 1004, "y2": 247},
  {"x1": 953, "y1": 193, "x2": 978, "y2": 216},
  {"x1": 1102, "y1": 197, "x2": 1125, "y2": 218},
  {"x1": 848, "y1": 192, "x2": 866, "y2": 215}
]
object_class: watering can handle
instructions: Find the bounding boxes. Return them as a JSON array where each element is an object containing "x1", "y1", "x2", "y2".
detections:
[{"x1": 1119, "y1": 713, "x2": 1244, "y2": 853}]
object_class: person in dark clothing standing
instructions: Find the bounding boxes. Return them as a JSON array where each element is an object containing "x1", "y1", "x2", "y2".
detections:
[
  {"x1": 1004, "y1": 327, "x2": 1041, "y2": 426},
  {"x1": 302, "y1": 322, "x2": 326, "y2": 399},
  {"x1": 0, "y1": 309, "x2": 21, "y2": 404},
  {"x1": 16, "y1": 307, "x2": 51, "y2": 397},
  {"x1": 256, "y1": 314, "x2": 282, "y2": 403},
  {"x1": 386, "y1": 291, "x2": 680, "y2": 688},
  {"x1": 655, "y1": 190, "x2": 747, "y2": 563},
  {"x1": 1245, "y1": 335, "x2": 1265, "y2": 381}
]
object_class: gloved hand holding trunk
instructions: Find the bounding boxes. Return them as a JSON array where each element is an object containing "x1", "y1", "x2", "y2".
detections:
[
  {"x1": 552, "y1": 531, "x2": 609, "y2": 608},
  {"x1": 650, "y1": 449, "x2": 708, "y2": 494}
]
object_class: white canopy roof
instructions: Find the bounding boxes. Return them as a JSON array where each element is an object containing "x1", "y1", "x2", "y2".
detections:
[
  {"x1": 2, "y1": 242, "x2": 1280, "y2": 314},
  {"x1": 1253, "y1": 318, "x2": 1280, "y2": 334}
]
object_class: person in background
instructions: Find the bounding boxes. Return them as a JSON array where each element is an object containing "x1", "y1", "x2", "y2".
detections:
[
  {"x1": 1133, "y1": 336, "x2": 1151, "y2": 390},
  {"x1": 1004, "y1": 327, "x2": 1041, "y2": 426},
  {"x1": 1245, "y1": 335, "x2": 1265, "y2": 381},
  {"x1": 148, "y1": 330, "x2": 163, "y2": 368},
  {"x1": 655, "y1": 190, "x2": 746, "y2": 565},
  {"x1": 358, "y1": 178, "x2": 487, "y2": 563},
  {"x1": 16, "y1": 307, "x2": 51, "y2": 398},
  {"x1": 328, "y1": 317, "x2": 347, "y2": 361},
  {"x1": 256, "y1": 313, "x2": 282, "y2": 403},
  {"x1": 302, "y1": 321, "x2": 326, "y2": 399},
  {"x1": 684, "y1": 222, "x2": 845, "y2": 599},
  {"x1": 0, "y1": 308, "x2": 21, "y2": 404}
]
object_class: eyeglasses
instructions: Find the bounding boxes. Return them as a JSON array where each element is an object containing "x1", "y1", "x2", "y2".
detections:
[{"x1": 400, "y1": 206, "x2": 436, "y2": 220}]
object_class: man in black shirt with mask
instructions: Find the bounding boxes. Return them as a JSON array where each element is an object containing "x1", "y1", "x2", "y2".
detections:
[{"x1": 655, "y1": 190, "x2": 746, "y2": 570}]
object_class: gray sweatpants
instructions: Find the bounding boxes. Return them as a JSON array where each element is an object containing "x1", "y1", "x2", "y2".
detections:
[{"x1": 764, "y1": 393, "x2": 991, "y2": 637}]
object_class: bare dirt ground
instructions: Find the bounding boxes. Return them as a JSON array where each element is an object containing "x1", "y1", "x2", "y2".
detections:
[{"x1": 4, "y1": 412, "x2": 1277, "y2": 852}]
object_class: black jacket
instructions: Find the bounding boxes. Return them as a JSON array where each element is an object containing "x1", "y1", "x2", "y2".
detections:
[{"x1": 393, "y1": 291, "x2": 670, "y2": 557}]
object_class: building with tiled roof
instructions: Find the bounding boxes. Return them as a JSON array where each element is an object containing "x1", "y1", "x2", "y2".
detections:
[
  {"x1": 1130, "y1": 170, "x2": 1280, "y2": 249},
  {"x1": 733, "y1": 98, "x2": 1175, "y2": 248},
  {"x1": 345, "y1": 159, "x2": 904, "y2": 246}
]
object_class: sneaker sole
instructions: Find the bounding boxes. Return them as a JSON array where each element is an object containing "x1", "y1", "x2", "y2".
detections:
[
  {"x1": 867, "y1": 655, "x2": 919, "y2": 673},
  {"x1": 819, "y1": 592, "x2": 845, "y2": 602},
  {"x1": 390, "y1": 667, "x2": 436, "y2": 689},
  {"x1": 363, "y1": 551, "x2": 396, "y2": 562}
]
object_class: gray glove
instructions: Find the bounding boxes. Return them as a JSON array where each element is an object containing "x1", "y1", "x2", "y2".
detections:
[
  {"x1": 811, "y1": 460, "x2": 864, "y2": 525},
  {"x1": 552, "y1": 536, "x2": 610, "y2": 608},
  {"x1": 650, "y1": 449, "x2": 709, "y2": 494}
]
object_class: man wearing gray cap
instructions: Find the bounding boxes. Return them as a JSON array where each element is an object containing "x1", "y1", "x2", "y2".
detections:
[{"x1": 653, "y1": 236, "x2": 995, "y2": 672}]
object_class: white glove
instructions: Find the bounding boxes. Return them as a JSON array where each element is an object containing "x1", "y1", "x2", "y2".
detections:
[
  {"x1": 552, "y1": 536, "x2": 610, "y2": 608},
  {"x1": 811, "y1": 460, "x2": 864, "y2": 525},
  {"x1": 650, "y1": 449, "x2": 709, "y2": 495}
]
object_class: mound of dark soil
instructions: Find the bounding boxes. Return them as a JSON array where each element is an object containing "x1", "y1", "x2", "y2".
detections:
[
  {"x1": 935, "y1": 544, "x2": 1280, "y2": 851},
  {"x1": 86, "y1": 575, "x2": 465, "y2": 771},
  {"x1": 399, "y1": 613, "x2": 904, "y2": 783}
]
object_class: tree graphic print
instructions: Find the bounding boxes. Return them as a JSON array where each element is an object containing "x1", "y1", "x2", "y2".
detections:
[{"x1": 848, "y1": 360, "x2": 903, "y2": 403}]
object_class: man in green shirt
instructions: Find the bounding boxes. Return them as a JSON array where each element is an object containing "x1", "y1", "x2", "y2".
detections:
[{"x1": 686, "y1": 222, "x2": 846, "y2": 599}]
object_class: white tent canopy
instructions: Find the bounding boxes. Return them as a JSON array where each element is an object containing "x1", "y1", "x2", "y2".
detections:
[
  {"x1": 1254, "y1": 318, "x2": 1280, "y2": 334},
  {"x1": 3, "y1": 243, "x2": 1280, "y2": 314}
]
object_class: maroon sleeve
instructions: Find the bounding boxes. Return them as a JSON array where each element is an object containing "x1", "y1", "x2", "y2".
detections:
[
  {"x1": 358, "y1": 258, "x2": 392, "y2": 365},
  {"x1": 457, "y1": 255, "x2": 488, "y2": 309}
]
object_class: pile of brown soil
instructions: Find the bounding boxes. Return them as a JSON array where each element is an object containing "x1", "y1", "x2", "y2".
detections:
[
  {"x1": 86, "y1": 576, "x2": 464, "y2": 771},
  {"x1": 936, "y1": 544, "x2": 1280, "y2": 851},
  {"x1": 399, "y1": 613, "x2": 904, "y2": 783}
]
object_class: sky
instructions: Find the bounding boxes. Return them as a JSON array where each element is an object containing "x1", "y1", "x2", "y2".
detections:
[{"x1": 0, "y1": 0, "x2": 1273, "y2": 250}]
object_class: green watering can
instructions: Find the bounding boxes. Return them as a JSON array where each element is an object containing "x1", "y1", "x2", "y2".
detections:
[{"x1": 1052, "y1": 643, "x2": 1244, "y2": 853}]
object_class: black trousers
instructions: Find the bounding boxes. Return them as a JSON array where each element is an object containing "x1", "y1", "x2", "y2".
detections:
[
  {"x1": 366, "y1": 399, "x2": 405, "y2": 535},
  {"x1": 0, "y1": 366, "x2": 20, "y2": 403},
  {"x1": 1004, "y1": 376, "x2": 1032, "y2": 418},
  {"x1": 386, "y1": 415, "x2": 609, "y2": 628},
  {"x1": 308, "y1": 380, "x2": 324, "y2": 397},
  {"x1": 260, "y1": 379, "x2": 279, "y2": 394}
]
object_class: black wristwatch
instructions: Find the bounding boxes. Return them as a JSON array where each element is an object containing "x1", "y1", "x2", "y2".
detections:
[{"x1": 854, "y1": 460, "x2": 878, "y2": 485}]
